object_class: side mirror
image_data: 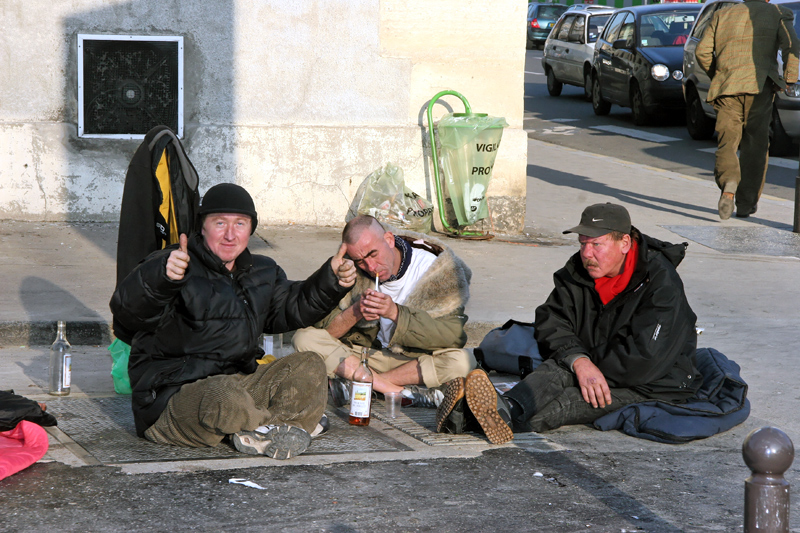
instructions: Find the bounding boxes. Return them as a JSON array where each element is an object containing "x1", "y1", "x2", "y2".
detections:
[{"x1": 612, "y1": 38, "x2": 629, "y2": 50}]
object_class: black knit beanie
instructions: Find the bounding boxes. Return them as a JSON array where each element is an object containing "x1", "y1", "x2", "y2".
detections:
[{"x1": 198, "y1": 183, "x2": 258, "y2": 234}]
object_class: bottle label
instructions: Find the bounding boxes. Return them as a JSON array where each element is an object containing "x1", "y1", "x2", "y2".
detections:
[
  {"x1": 349, "y1": 381, "x2": 372, "y2": 418},
  {"x1": 63, "y1": 353, "x2": 72, "y2": 388}
]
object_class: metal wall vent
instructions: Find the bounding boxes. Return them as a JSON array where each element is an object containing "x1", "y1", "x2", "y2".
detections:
[{"x1": 78, "y1": 34, "x2": 184, "y2": 139}]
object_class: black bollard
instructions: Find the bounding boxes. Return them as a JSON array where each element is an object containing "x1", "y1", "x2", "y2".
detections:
[{"x1": 742, "y1": 427, "x2": 794, "y2": 532}]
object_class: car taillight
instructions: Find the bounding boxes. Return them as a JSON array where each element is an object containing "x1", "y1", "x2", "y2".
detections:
[{"x1": 531, "y1": 19, "x2": 540, "y2": 29}]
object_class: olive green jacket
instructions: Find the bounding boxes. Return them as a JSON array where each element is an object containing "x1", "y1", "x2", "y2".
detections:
[
  {"x1": 316, "y1": 229, "x2": 471, "y2": 356},
  {"x1": 696, "y1": 0, "x2": 799, "y2": 102}
]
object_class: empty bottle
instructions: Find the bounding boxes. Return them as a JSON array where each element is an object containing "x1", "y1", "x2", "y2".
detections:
[
  {"x1": 49, "y1": 321, "x2": 71, "y2": 396},
  {"x1": 348, "y1": 348, "x2": 373, "y2": 426}
]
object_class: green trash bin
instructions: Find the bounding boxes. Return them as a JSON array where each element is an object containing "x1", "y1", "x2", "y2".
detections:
[{"x1": 437, "y1": 113, "x2": 508, "y2": 227}]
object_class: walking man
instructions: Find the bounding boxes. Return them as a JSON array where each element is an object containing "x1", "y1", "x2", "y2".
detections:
[{"x1": 696, "y1": 0, "x2": 799, "y2": 219}]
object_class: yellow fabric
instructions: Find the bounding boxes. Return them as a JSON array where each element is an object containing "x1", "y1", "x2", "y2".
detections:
[
  {"x1": 155, "y1": 151, "x2": 180, "y2": 248},
  {"x1": 256, "y1": 355, "x2": 277, "y2": 365}
]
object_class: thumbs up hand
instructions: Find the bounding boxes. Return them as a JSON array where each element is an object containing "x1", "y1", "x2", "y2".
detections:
[
  {"x1": 166, "y1": 234, "x2": 190, "y2": 281},
  {"x1": 331, "y1": 242, "x2": 356, "y2": 288}
]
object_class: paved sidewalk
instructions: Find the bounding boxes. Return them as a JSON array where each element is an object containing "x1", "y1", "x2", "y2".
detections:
[{"x1": 2, "y1": 138, "x2": 800, "y2": 530}]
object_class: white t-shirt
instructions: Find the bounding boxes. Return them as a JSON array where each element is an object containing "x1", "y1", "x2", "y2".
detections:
[{"x1": 377, "y1": 247, "x2": 437, "y2": 347}]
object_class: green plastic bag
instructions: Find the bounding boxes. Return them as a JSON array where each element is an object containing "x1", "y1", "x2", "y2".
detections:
[
  {"x1": 437, "y1": 113, "x2": 508, "y2": 226},
  {"x1": 108, "y1": 338, "x2": 132, "y2": 394},
  {"x1": 357, "y1": 162, "x2": 433, "y2": 233}
]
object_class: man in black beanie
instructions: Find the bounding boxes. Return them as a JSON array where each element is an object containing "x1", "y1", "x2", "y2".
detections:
[{"x1": 111, "y1": 183, "x2": 357, "y2": 459}]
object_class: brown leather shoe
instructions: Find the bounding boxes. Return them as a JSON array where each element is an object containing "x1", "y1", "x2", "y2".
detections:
[
  {"x1": 718, "y1": 192, "x2": 734, "y2": 220},
  {"x1": 436, "y1": 377, "x2": 465, "y2": 433},
  {"x1": 465, "y1": 369, "x2": 513, "y2": 444}
]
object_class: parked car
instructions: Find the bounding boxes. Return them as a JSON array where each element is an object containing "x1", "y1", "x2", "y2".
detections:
[
  {"x1": 682, "y1": 0, "x2": 800, "y2": 156},
  {"x1": 527, "y1": 3, "x2": 569, "y2": 50},
  {"x1": 542, "y1": 7, "x2": 616, "y2": 99},
  {"x1": 590, "y1": 3, "x2": 702, "y2": 125},
  {"x1": 565, "y1": 4, "x2": 614, "y2": 12}
]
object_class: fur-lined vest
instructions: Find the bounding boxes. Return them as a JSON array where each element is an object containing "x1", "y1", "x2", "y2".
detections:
[{"x1": 318, "y1": 229, "x2": 472, "y2": 355}]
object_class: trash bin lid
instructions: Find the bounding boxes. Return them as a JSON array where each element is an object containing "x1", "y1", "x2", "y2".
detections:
[{"x1": 438, "y1": 113, "x2": 508, "y2": 129}]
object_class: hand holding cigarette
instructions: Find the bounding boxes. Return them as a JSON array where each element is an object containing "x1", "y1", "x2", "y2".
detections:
[{"x1": 359, "y1": 289, "x2": 398, "y2": 322}]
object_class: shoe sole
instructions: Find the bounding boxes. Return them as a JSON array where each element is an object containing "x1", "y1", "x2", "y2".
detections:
[
  {"x1": 465, "y1": 370, "x2": 513, "y2": 445},
  {"x1": 718, "y1": 195, "x2": 734, "y2": 220},
  {"x1": 232, "y1": 426, "x2": 311, "y2": 460},
  {"x1": 436, "y1": 378, "x2": 465, "y2": 433}
]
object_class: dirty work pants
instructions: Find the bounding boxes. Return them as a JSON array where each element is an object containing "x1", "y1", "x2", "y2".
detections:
[
  {"x1": 712, "y1": 82, "x2": 774, "y2": 212},
  {"x1": 504, "y1": 358, "x2": 647, "y2": 433},
  {"x1": 292, "y1": 327, "x2": 476, "y2": 389},
  {"x1": 144, "y1": 351, "x2": 327, "y2": 448}
]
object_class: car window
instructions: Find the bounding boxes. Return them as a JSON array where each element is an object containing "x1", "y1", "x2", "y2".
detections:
[
  {"x1": 618, "y1": 13, "x2": 636, "y2": 47},
  {"x1": 639, "y1": 10, "x2": 698, "y2": 47},
  {"x1": 528, "y1": 3, "x2": 537, "y2": 18},
  {"x1": 587, "y1": 14, "x2": 611, "y2": 43},
  {"x1": 558, "y1": 15, "x2": 577, "y2": 41},
  {"x1": 602, "y1": 11, "x2": 627, "y2": 43},
  {"x1": 569, "y1": 16, "x2": 586, "y2": 43},
  {"x1": 690, "y1": 3, "x2": 723, "y2": 40},
  {"x1": 540, "y1": 5, "x2": 568, "y2": 19}
]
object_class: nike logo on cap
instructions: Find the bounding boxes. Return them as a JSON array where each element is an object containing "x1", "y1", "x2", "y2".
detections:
[{"x1": 592, "y1": 218, "x2": 603, "y2": 222}]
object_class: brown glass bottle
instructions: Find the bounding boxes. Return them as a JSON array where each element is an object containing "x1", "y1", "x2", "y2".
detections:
[{"x1": 348, "y1": 348, "x2": 373, "y2": 426}]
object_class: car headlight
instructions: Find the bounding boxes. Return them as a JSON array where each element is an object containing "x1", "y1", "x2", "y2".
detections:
[
  {"x1": 785, "y1": 83, "x2": 800, "y2": 97},
  {"x1": 672, "y1": 70, "x2": 684, "y2": 81},
  {"x1": 651, "y1": 64, "x2": 669, "y2": 82}
]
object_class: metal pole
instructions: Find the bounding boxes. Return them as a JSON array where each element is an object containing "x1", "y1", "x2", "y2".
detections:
[
  {"x1": 794, "y1": 171, "x2": 800, "y2": 232},
  {"x1": 742, "y1": 427, "x2": 794, "y2": 532}
]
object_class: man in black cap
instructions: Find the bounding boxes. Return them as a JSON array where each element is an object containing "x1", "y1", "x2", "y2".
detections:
[
  {"x1": 436, "y1": 203, "x2": 703, "y2": 443},
  {"x1": 111, "y1": 183, "x2": 356, "y2": 459}
]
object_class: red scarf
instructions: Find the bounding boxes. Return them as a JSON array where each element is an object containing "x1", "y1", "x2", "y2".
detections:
[{"x1": 594, "y1": 240, "x2": 639, "y2": 305}]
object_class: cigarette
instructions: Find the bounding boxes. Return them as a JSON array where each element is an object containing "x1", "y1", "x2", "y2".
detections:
[{"x1": 375, "y1": 274, "x2": 379, "y2": 291}]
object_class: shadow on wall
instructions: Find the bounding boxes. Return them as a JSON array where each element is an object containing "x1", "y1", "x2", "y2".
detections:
[
  {"x1": 19, "y1": 277, "x2": 109, "y2": 346},
  {"x1": 60, "y1": 0, "x2": 236, "y2": 258}
]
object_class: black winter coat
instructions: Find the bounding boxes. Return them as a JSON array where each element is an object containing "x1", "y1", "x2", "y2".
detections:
[
  {"x1": 110, "y1": 233, "x2": 347, "y2": 436},
  {"x1": 534, "y1": 230, "x2": 703, "y2": 401}
]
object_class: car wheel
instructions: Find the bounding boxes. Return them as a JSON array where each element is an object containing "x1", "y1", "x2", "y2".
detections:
[
  {"x1": 769, "y1": 105, "x2": 796, "y2": 157},
  {"x1": 546, "y1": 68, "x2": 563, "y2": 97},
  {"x1": 630, "y1": 83, "x2": 649, "y2": 126},
  {"x1": 583, "y1": 70, "x2": 592, "y2": 101},
  {"x1": 592, "y1": 75, "x2": 611, "y2": 116},
  {"x1": 685, "y1": 86, "x2": 715, "y2": 140}
]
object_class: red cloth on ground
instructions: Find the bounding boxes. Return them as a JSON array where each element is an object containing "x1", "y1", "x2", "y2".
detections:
[
  {"x1": 0, "y1": 420, "x2": 49, "y2": 480},
  {"x1": 594, "y1": 240, "x2": 639, "y2": 305}
]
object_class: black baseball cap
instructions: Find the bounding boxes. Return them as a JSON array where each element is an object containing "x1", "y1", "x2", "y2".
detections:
[
  {"x1": 563, "y1": 203, "x2": 631, "y2": 237},
  {"x1": 198, "y1": 183, "x2": 258, "y2": 234}
]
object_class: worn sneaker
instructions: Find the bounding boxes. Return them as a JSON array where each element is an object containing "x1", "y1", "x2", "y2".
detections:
[
  {"x1": 436, "y1": 377, "x2": 466, "y2": 433},
  {"x1": 403, "y1": 385, "x2": 444, "y2": 408},
  {"x1": 328, "y1": 377, "x2": 350, "y2": 408},
  {"x1": 465, "y1": 369, "x2": 514, "y2": 445},
  {"x1": 310, "y1": 413, "x2": 330, "y2": 438},
  {"x1": 232, "y1": 425, "x2": 311, "y2": 459}
]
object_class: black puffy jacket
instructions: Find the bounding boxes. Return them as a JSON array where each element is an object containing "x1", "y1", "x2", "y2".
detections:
[
  {"x1": 110, "y1": 233, "x2": 347, "y2": 436},
  {"x1": 534, "y1": 229, "x2": 703, "y2": 401}
]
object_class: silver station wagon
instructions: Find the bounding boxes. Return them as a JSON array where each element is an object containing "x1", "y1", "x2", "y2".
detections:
[{"x1": 541, "y1": 7, "x2": 617, "y2": 100}]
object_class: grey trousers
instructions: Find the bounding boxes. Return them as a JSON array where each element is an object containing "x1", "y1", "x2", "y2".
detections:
[
  {"x1": 144, "y1": 351, "x2": 327, "y2": 448},
  {"x1": 504, "y1": 358, "x2": 647, "y2": 433},
  {"x1": 712, "y1": 82, "x2": 774, "y2": 211}
]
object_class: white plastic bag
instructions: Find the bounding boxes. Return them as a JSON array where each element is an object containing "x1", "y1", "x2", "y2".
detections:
[{"x1": 357, "y1": 163, "x2": 433, "y2": 233}]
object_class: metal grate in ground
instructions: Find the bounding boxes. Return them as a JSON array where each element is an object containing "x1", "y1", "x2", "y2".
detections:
[
  {"x1": 664, "y1": 225, "x2": 800, "y2": 258},
  {"x1": 372, "y1": 400, "x2": 547, "y2": 448},
  {"x1": 45, "y1": 396, "x2": 411, "y2": 464}
]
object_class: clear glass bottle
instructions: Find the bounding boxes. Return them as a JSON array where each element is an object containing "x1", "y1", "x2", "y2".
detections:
[
  {"x1": 348, "y1": 348, "x2": 373, "y2": 426},
  {"x1": 49, "y1": 321, "x2": 71, "y2": 396}
]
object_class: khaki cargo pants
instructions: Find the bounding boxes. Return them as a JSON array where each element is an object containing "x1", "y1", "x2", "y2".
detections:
[
  {"x1": 713, "y1": 81, "x2": 775, "y2": 212},
  {"x1": 292, "y1": 327, "x2": 476, "y2": 388},
  {"x1": 144, "y1": 351, "x2": 326, "y2": 448}
]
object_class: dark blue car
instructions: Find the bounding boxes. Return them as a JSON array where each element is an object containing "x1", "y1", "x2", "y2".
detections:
[
  {"x1": 590, "y1": 3, "x2": 702, "y2": 125},
  {"x1": 527, "y1": 3, "x2": 568, "y2": 50}
]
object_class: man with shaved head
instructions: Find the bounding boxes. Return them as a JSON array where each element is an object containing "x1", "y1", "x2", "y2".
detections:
[{"x1": 293, "y1": 215, "x2": 475, "y2": 408}]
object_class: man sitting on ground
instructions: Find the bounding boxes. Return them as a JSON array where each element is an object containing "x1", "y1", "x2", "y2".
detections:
[
  {"x1": 111, "y1": 183, "x2": 356, "y2": 459},
  {"x1": 437, "y1": 203, "x2": 703, "y2": 443},
  {"x1": 292, "y1": 215, "x2": 475, "y2": 408}
]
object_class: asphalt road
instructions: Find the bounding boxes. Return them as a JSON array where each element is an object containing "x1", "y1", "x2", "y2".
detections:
[{"x1": 524, "y1": 49, "x2": 800, "y2": 202}]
